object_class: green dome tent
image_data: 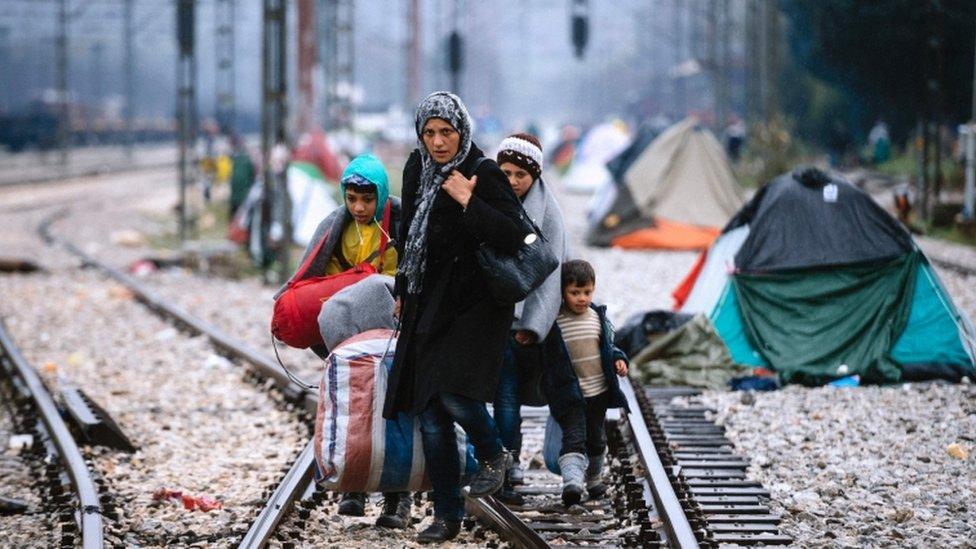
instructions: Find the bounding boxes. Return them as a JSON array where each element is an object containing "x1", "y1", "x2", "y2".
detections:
[{"x1": 672, "y1": 167, "x2": 976, "y2": 385}]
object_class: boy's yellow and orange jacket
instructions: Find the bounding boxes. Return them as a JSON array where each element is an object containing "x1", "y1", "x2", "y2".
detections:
[{"x1": 325, "y1": 218, "x2": 398, "y2": 276}]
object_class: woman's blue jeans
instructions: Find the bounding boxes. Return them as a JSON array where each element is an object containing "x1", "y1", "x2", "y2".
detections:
[
  {"x1": 419, "y1": 392, "x2": 504, "y2": 520},
  {"x1": 492, "y1": 338, "x2": 522, "y2": 455}
]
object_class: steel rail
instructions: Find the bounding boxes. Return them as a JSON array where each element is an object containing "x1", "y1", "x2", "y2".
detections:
[
  {"x1": 0, "y1": 158, "x2": 173, "y2": 187},
  {"x1": 0, "y1": 321, "x2": 105, "y2": 549},
  {"x1": 463, "y1": 491, "x2": 549, "y2": 549},
  {"x1": 928, "y1": 255, "x2": 976, "y2": 277},
  {"x1": 619, "y1": 376, "x2": 700, "y2": 549},
  {"x1": 467, "y1": 378, "x2": 700, "y2": 549},
  {"x1": 238, "y1": 441, "x2": 316, "y2": 549}
]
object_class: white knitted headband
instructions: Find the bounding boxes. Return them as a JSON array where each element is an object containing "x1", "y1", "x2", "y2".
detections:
[{"x1": 497, "y1": 136, "x2": 544, "y2": 171}]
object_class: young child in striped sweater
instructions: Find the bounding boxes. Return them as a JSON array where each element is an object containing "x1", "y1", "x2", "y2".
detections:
[{"x1": 544, "y1": 259, "x2": 630, "y2": 505}]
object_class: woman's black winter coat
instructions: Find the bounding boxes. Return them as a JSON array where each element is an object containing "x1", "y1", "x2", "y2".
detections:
[{"x1": 383, "y1": 144, "x2": 527, "y2": 418}]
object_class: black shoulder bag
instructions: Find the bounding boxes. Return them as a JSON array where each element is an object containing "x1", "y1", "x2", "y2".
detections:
[{"x1": 467, "y1": 157, "x2": 560, "y2": 304}]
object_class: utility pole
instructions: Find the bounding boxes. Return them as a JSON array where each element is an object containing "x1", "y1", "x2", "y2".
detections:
[
  {"x1": 321, "y1": 0, "x2": 334, "y2": 123},
  {"x1": 215, "y1": 0, "x2": 235, "y2": 134},
  {"x1": 963, "y1": 13, "x2": 976, "y2": 220},
  {"x1": 920, "y1": 0, "x2": 946, "y2": 223},
  {"x1": 297, "y1": 0, "x2": 316, "y2": 132},
  {"x1": 717, "y1": 0, "x2": 730, "y2": 129},
  {"x1": 672, "y1": 0, "x2": 684, "y2": 118},
  {"x1": 745, "y1": 0, "x2": 760, "y2": 124},
  {"x1": 0, "y1": 27, "x2": 8, "y2": 108},
  {"x1": 261, "y1": 0, "x2": 289, "y2": 282},
  {"x1": 761, "y1": 0, "x2": 780, "y2": 124},
  {"x1": 124, "y1": 0, "x2": 134, "y2": 158},
  {"x1": 706, "y1": 0, "x2": 717, "y2": 128},
  {"x1": 434, "y1": 0, "x2": 444, "y2": 90},
  {"x1": 407, "y1": 0, "x2": 421, "y2": 103},
  {"x1": 177, "y1": 0, "x2": 197, "y2": 243},
  {"x1": 689, "y1": 0, "x2": 702, "y2": 63},
  {"x1": 322, "y1": 0, "x2": 354, "y2": 130},
  {"x1": 447, "y1": 0, "x2": 463, "y2": 95},
  {"x1": 336, "y1": 0, "x2": 354, "y2": 129},
  {"x1": 89, "y1": 41, "x2": 104, "y2": 144},
  {"x1": 57, "y1": 0, "x2": 69, "y2": 167}
]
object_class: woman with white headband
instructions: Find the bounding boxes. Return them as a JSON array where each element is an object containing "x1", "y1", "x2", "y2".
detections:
[{"x1": 491, "y1": 133, "x2": 569, "y2": 498}]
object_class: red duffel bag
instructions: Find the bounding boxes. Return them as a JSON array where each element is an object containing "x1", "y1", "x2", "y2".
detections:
[{"x1": 271, "y1": 202, "x2": 391, "y2": 349}]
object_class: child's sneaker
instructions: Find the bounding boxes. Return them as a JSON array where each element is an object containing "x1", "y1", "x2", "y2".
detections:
[
  {"x1": 558, "y1": 453, "x2": 586, "y2": 506},
  {"x1": 506, "y1": 461, "x2": 525, "y2": 485},
  {"x1": 585, "y1": 453, "x2": 607, "y2": 498}
]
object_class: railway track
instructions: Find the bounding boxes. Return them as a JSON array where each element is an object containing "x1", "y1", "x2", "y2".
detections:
[
  {"x1": 0, "y1": 320, "x2": 105, "y2": 548},
  {"x1": 456, "y1": 380, "x2": 702, "y2": 549},
  {"x1": 928, "y1": 254, "x2": 976, "y2": 277},
  {"x1": 0, "y1": 145, "x2": 175, "y2": 187},
  {"x1": 455, "y1": 385, "x2": 794, "y2": 548},
  {"x1": 637, "y1": 387, "x2": 791, "y2": 547},
  {"x1": 37, "y1": 207, "x2": 789, "y2": 548},
  {"x1": 464, "y1": 399, "x2": 694, "y2": 548},
  {"x1": 37, "y1": 209, "x2": 319, "y2": 547}
]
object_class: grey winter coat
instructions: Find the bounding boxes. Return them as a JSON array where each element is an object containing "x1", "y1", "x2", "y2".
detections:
[
  {"x1": 512, "y1": 177, "x2": 568, "y2": 341},
  {"x1": 318, "y1": 275, "x2": 396, "y2": 351}
]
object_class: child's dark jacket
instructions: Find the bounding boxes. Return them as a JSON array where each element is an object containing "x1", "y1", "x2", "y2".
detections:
[{"x1": 537, "y1": 303, "x2": 630, "y2": 421}]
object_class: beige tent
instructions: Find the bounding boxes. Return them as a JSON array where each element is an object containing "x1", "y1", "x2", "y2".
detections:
[
  {"x1": 587, "y1": 117, "x2": 746, "y2": 249},
  {"x1": 625, "y1": 117, "x2": 744, "y2": 227}
]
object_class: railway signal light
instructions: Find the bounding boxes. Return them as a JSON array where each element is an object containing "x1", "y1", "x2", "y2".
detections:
[{"x1": 571, "y1": 0, "x2": 588, "y2": 59}]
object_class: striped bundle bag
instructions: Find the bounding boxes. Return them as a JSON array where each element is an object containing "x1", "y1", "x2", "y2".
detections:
[{"x1": 313, "y1": 329, "x2": 476, "y2": 492}]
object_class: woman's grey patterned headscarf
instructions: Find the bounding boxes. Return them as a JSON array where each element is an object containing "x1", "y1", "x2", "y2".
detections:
[{"x1": 399, "y1": 91, "x2": 474, "y2": 295}]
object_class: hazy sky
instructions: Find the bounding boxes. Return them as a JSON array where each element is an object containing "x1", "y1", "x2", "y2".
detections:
[{"x1": 0, "y1": 0, "x2": 741, "y2": 130}]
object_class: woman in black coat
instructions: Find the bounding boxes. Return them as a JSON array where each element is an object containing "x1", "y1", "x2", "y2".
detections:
[{"x1": 383, "y1": 91, "x2": 526, "y2": 543}]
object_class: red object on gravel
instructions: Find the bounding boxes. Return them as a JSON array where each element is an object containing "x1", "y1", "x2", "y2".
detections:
[{"x1": 153, "y1": 488, "x2": 222, "y2": 512}]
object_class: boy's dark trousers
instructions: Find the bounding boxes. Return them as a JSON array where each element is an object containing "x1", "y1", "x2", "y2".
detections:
[
  {"x1": 582, "y1": 392, "x2": 610, "y2": 457},
  {"x1": 555, "y1": 390, "x2": 610, "y2": 457}
]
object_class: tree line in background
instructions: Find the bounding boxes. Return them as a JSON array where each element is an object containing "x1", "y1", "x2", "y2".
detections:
[{"x1": 778, "y1": 0, "x2": 975, "y2": 149}]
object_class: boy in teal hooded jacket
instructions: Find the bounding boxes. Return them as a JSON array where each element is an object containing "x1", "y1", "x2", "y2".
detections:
[{"x1": 275, "y1": 154, "x2": 409, "y2": 527}]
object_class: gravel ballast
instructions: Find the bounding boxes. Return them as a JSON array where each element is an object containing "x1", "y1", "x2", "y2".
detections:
[
  {"x1": 0, "y1": 385, "x2": 49, "y2": 547},
  {"x1": 701, "y1": 384, "x2": 976, "y2": 548}
]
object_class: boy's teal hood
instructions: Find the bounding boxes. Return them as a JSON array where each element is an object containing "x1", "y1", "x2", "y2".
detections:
[{"x1": 340, "y1": 154, "x2": 390, "y2": 221}]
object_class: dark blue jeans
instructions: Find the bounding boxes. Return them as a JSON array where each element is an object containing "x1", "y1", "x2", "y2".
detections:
[
  {"x1": 492, "y1": 339, "x2": 522, "y2": 455},
  {"x1": 419, "y1": 392, "x2": 504, "y2": 521}
]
